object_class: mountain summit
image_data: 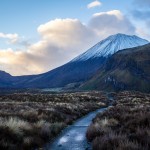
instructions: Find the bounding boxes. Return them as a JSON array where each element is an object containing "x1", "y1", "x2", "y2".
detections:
[{"x1": 72, "y1": 33, "x2": 149, "y2": 62}]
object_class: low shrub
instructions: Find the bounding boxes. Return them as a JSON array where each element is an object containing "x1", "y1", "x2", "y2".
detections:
[
  {"x1": 86, "y1": 91, "x2": 150, "y2": 150},
  {"x1": 0, "y1": 91, "x2": 108, "y2": 149}
]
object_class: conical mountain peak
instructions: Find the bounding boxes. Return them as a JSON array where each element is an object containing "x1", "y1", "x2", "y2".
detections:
[{"x1": 72, "y1": 33, "x2": 149, "y2": 62}]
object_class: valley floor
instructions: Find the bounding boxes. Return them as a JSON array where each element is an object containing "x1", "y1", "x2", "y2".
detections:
[
  {"x1": 86, "y1": 91, "x2": 150, "y2": 150},
  {"x1": 0, "y1": 91, "x2": 108, "y2": 150}
]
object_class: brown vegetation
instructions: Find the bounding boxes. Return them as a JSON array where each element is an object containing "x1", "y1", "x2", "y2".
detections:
[
  {"x1": 0, "y1": 91, "x2": 108, "y2": 150},
  {"x1": 86, "y1": 91, "x2": 150, "y2": 150}
]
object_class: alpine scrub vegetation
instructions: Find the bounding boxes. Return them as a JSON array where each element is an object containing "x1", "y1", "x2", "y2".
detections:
[
  {"x1": 86, "y1": 91, "x2": 150, "y2": 150},
  {"x1": 0, "y1": 91, "x2": 108, "y2": 149}
]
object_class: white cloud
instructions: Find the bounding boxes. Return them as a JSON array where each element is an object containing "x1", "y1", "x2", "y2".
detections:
[
  {"x1": 0, "y1": 19, "x2": 98, "y2": 75},
  {"x1": 89, "y1": 10, "x2": 135, "y2": 38},
  {"x1": 37, "y1": 19, "x2": 97, "y2": 48},
  {"x1": 0, "y1": 10, "x2": 136, "y2": 76},
  {"x1": 0, "y1": 48, "x2": 44, "y2": 75},
  {"x1": 87, "y1": 1, "x2": 102, "y2": 9},
  {"x1": 0, "y1": 32, "x2": 19, "y2": 44},
  {"x1": 29, "y1": 18, "x2": 98, "y2": 70},
  {"x1": 93, "y1": 10, "x2": 123, "y2": 20}
]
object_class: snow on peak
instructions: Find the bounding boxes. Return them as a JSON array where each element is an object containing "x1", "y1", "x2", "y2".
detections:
[{"x1": 71, "y1": 33, "x2": 149, "y2": 62}]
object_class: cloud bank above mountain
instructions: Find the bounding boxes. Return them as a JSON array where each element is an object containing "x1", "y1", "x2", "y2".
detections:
[{"x1": 0, "y1": 10, "x2": 143, "y2": 75}]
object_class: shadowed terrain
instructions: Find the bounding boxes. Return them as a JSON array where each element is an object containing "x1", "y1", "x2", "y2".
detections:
[{"x1": 81, "y1": 44, "x2": 150, "y2": 92}]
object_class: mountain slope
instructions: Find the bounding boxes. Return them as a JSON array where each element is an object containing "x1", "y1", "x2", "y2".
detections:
[
  {"x1": 0, "y1": 33, "x2": 149, "y2": 89},
  {"x1": 0, "y1": 71, "x2": 14, "y2": 87},
  {"x1": 19, "y1": 34, "x2": 149, "y2": 88},
  {"x1": 81, "y1": 43, "x2": 150, "y2": 92},
  {"x1": 15, "y1": 58, "x2": 105, "y2": 88}
]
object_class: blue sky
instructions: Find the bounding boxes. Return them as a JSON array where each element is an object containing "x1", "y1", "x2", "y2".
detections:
[
  {"x1": 0, "y1": 0, "x2": 131, "y2": 39},
  {"x1": 0, "y1": 0, "x2": 149, "y2": 75}
]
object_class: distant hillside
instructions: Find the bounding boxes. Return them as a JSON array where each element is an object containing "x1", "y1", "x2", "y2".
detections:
[
  {"x1": 81, "y1": 44, "x2": 150, "y2": 92},
  {"x1": 0, "y1": 71, "x2": 14, "y2": 87}
]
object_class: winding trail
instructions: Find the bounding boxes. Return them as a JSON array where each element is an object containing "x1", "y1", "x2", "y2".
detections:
[{"x1": 44, "y1": 94, "x2": 113, "y2": 150}]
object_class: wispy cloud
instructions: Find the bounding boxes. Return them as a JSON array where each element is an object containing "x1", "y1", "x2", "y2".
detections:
[
  {"x1": 87, "y1": 0, "x2": 102, "y2": 9},
  {"x1": 0, "y1": 32, "x2": 19, "y2": 44}
]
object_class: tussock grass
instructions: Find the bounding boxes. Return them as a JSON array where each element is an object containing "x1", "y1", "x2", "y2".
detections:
[
  {"x1": 0, "y1": 91, "x2": 108, "y2": 149},
  {"x1": 86, "y1": 91, "x2": 150, "y2": 150}
]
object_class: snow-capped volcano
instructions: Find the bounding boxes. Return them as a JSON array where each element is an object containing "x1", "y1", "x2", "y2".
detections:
[
  {"x1": 72, "y1": 33, "x2": 149, "y2": 62},
  {"x1": 0, "y1": 33, "x2": 149, "y2": 89}
]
